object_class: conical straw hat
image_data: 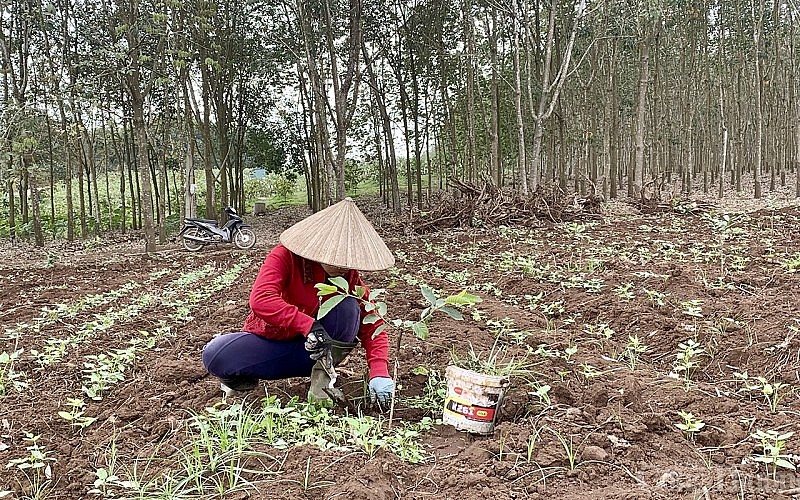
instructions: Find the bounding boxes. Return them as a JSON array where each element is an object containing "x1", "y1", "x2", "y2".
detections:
[{"x1": 279, "y1": 197, "x2": 395, "y2": 271}]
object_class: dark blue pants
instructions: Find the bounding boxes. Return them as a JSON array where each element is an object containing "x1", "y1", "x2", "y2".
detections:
[{"x1": 202, "y1": 296, "x2": 360, "y2": 381}]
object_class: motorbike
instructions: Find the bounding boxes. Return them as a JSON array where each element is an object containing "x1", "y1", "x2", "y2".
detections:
[{"x1": 178, "y1": 206, "x2": 257, "y2": 251}]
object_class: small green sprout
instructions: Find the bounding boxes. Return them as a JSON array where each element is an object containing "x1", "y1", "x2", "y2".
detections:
[
  {"x1": 675, "y1": 411, "x2": 705, "y2": 441},
  {"x1": 583, "y1": 322, "x2": 615, "y2": 340},
  {"x1": 529, "y1": 384, "x2": 552, "y2": 407},
  {"x1": 621, "y1": 335, "x2": 649, "y2": 371},
  {"x1": 751, "y1": 377, "x2": 791, "y2": 413},
  {"x1": 643, "y1": 289, "x2": 667, "y2": 307},
  {"x1": 751, "y1": 430, "x2": 797, "y2": 479},
  {"x1": 680, "y1": 299, "x2": 704, "y2": 318},
  {"x1": 673, "y1": 339, "x2": 704, "y2": 388},
  {"x1": 613, "y1": 283, "x2": 635, "y2": 300},
  {"x1": 58, "y1": 398, "x2": 98, "y2": 428}
]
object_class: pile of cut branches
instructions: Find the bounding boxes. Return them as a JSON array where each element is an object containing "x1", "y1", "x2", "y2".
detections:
[
  {"x1": 631, "y1": 181, "x2": 716, "y2": 215},
  {"x1": 413, "y1": 178, "x2": 603, "y2": 233}
]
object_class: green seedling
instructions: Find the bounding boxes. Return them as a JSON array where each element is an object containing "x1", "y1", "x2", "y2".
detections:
[
  {"x1": 740, "y1": 376, "x2": 792, "y2": 413},
  {"x1": 478, "y1": 281, "x2": 503, "y2": 297},
  {"x1": 702, "y1": 275, "x2": 735, "y2": 291},
  {"x1": 620, "y1": 335, "x2": 649, "y2": 371},
  {"x1": 751, "y1": 430, "x2": 797, "y2": 479},
  {"x1": 317, "y1": 279, "x2": 481, "y2": 341},
  {"x1": 634, "y1": 270, "x2": 670, "y2": 281},
  {"x1": 486, "y1": 317, "x2": 516, "y2": 338},
  {"x1": 82, "y1": 348, "x2": 136, "y2": 401},
  {"x1": 58, "y1": 398, "x2": 97, "y2": 428},
  {"x1": 728, "y1": 253, "x2": 750, "y2": 272},
  {"x1": 444, "y1": 269, "x2": 471, "y2": 285},
  {"x1": 5, "y1": 280, "x2": 143, "y2": 340},
  {"x1": 541, "y1": 301, "x2": 566, "y2": 332},
  {"x1": 613, "y1": 283, "x2": 635, "y2": 300},
  {"x1": 297, "y1": 456, "x2": 335, "y2": 492},
  {"x1": 711, "y1": 317, "x2": 742, "y2": 335},
  {"x1": 549, "y1": 428, "x2": 579, "y2": 471},
  {"x1": 583, "y1": 322, "x2": 615, "y2": 341},
  {"x1": 30, "y1": 339, "x2": 69, "y2": 367},
  {"x1": 87, "y1": 438, "x2": 132, "y2": 496},
  {"x1": 680, "y1": 299, "x2": 704, "y2": 318},
  {"x1": 344, "y1": 416, "x2": 385, "y2": 459},
  {"x1": 403, "y1": 367, "x2": 447, "y2": 411},
  {"x1": 397, "y1": 284, "x2": 482, "y2": 339},
  {"x1": 524, "y1": 292, "x2": 545, "y2": 310},
  {"x1": 563, "y1": 344, "x2": 578, "y2": 363},
  {"x1": 562, "y1": 313, "x2": 581, "y2": 327},
  {"x1": 579, "y1": 363, "x2": 601, "y2": 381},
  {"x1": 782, "y1": 253, "x2": 800, "y2": 273},
  {"x1": 0, "y1": 349, "x2": 28, "y2": 395},
  {"x1": 673, "y1": 339, "x2": 704, "y2": 389},
  {"x1": 526, "y1": 428, "x2": 541, "y2": 463},
  {"x1": 453, "y1": 339, "x2": 529, "y2": 377},
  {"x1": 703, "y1": 212, "x2": 746, "y2": 237},
  {"x1": 5, "y1": 432, "x2": 55, "y2": 499},
  {"x1": 533, "y1": 343, "x2": 560, "y2": 358},
  {"x1": 675, "y1": 411, "x2": 705, "y2": 441},
  {"x1": 530, "y1": 384, "x2": 552, "y2": 407},
  {"x1": 195, "y1": 397, "x2": 434, "y2": 476},
  {"x1": 582, "y1": 278, "x2": 606, "y2": 294},
  {"x1": 564, "y1": 257, "x2": 605, "y2": 273},
  {"x1": 503, "y1": 327, "x2": 535, "y2": 345},
  {"x1": 635, "y1": 246, "x2": 655, "y2": 264},
  {"x1": 643, "y1": 289, "x2": 667, "y2": 307},
  {"x1": 28, "y1": 261, "x2": 247, "y2": 370},
  {"x1": 470, "y1": 308, "x2": 488, "y2": 321},
  {"x1": 540, "y1": 300, "x2": 565, "y2": 317},
  {"x1": 385, "y1": 417, "x2": 436, "y2": 464},
  {"x1": 562, "y1": 222, "x2": 591, "y2": 239},
  {"x1": 516, "y1": 258, "x2": 555, "y2": 281}
]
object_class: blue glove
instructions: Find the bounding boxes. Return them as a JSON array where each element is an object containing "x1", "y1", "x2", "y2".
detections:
[{"x1": 368, "y1": 377, "x2": 395, "y2": 407}]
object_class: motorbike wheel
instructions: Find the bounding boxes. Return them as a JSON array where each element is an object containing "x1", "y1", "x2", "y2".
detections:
[
  {"x1": 183, "y1": 227, "x2": 205, "y2": 252},
  {"x1": 233, "y1": 228, "x2": 257, "y2": 250}
]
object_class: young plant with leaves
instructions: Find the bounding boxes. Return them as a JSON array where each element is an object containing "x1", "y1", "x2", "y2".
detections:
[
  {"x1": 58, "y1": 398, "x2": 97, "y2": 428},
  {"x1": 673, "y1": 339, "x2": 705, "y2": 389},
  {"x1": 621, "y1": 335, "x2": 649, "y2": 371},
  {"x1": 751, "y1": 430, "x2": 797, "y2": 479},
  {"x1": 675, "y1": 411, "x2": 705, "y2": 442},
  {"x1": 316, "y1": 278, "x2": 481, "y2": 415},
  {"x1": 315, "y1": 279, "x2": 481, "y2": 340},
  {"x1": 5, "y1": 432, "x2": 55, "y2": 499},
  {"x1": 451, "y1": 339, "x2": 529, "y2": 377},
  {"x1": 0, "y1": 350, "x2": 28, "y2": 395}
]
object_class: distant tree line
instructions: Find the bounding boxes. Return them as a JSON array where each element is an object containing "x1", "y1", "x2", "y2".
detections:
[{"x1": 1, "y1": 0, "x2": 799, "y2": 248}]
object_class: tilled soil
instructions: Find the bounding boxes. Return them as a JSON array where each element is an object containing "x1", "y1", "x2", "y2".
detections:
[{"x1": 2, "y1": 198, "x2": 800, "y2": 499}]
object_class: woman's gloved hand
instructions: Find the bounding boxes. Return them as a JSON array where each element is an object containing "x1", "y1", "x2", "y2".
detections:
[
  {"x1": 368, "y1": 377, "x2": 395, "y2": 407},
  {"x1": 305, "y1": 321, "x2": 333, "y2": 360}
]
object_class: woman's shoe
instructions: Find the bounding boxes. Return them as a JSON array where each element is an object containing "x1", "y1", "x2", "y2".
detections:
[{"x1": 219, "y1": 377, "x2": 257, "y2": 397}]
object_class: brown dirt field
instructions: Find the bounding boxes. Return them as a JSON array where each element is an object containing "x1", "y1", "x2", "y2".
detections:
[{"x1": 2, "y1": 197, "x2": 800, "y2": 499}]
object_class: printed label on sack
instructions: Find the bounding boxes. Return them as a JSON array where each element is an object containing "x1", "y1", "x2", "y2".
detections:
[{"x1": 444, "y1": 395, "x2": 497, "y2": 422}]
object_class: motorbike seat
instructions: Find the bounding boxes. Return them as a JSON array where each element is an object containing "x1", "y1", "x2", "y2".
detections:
[{"x1": 185, "y1": 217, "x2": 218, "y2": 223}]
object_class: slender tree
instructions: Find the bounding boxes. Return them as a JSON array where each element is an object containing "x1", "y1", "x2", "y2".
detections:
[{"x1": 751, "y1": 0, "x2": 765, "y2": 198}]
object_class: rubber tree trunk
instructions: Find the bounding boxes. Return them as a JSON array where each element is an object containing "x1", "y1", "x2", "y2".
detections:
[
  {"x1": 752, "y1": 0, "x2": 764, "y2": 199},
  {"x1": 632, "y1": 36, "x2": 650, "y2": 199},
  {"x1": 23, "y1": 154, "x2": 44, "y2": 247}
]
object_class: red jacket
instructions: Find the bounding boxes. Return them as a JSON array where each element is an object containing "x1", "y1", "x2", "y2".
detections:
[{"x1": 242, "y1": 244, "x2": 390, "y2": 379}]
